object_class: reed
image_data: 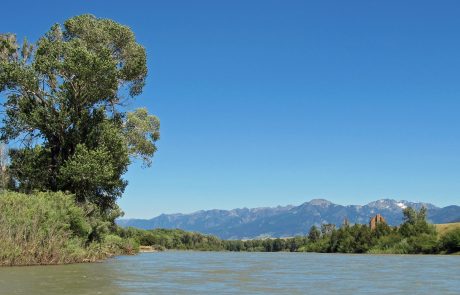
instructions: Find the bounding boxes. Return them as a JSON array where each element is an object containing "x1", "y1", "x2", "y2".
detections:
[{"x1": 0, "y1": 191, "x2": 138, "y2": 266}]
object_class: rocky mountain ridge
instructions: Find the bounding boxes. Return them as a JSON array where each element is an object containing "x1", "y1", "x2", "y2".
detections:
[{"x1": 117, "y1": 199, "x2": 460, "y2": 239}]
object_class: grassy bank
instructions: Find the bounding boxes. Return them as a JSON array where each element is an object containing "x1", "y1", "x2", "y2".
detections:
[{"x1": 0, "y1": 191, "x2": 139, "y2": 266}]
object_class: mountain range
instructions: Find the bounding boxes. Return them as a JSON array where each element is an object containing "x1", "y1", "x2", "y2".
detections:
[{"x1": 117, "y1": 199, "x2": 460, "y2": 239}]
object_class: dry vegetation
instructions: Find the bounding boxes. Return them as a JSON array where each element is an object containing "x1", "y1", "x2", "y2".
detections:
[{"x1": 435, "y1": 223, "x2": 460, "y2": 236}]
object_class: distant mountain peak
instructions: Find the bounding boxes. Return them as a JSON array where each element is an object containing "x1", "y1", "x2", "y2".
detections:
[
  {"x1": 307, "y1": 199, "x2": 333, "y2": 206},
  {"x1": 367, "y1": 199, "x2": 403, "y2": 208},
  {"x1": 366, "y1": 199, "x2": 437, "y2": 210}
]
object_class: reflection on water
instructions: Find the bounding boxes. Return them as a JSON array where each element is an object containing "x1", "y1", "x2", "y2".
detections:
[{"x1": 0, "y1": 252, "x2": 459, "y2": 294}]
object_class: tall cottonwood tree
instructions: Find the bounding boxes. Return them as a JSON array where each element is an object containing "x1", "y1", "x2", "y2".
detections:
[{"x1": 0, "y1": 15, "x2": 159, "y2": 212}]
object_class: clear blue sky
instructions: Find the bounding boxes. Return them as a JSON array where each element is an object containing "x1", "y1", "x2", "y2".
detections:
[{"x1": 2, "y1": 1, "x2": 460, "y2": 217}]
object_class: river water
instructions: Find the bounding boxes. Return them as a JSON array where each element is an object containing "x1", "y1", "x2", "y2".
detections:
[{"x1": 0, "y1": 252, "x2": 458, "y2": 294}]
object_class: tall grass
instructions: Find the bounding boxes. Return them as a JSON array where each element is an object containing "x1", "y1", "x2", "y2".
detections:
[
  {"x1": 0, "y1": 191, "x2": 138, "y2": 266},
  {"x1": 435, "y1": 223, "x2": 460, "y2": 236}
]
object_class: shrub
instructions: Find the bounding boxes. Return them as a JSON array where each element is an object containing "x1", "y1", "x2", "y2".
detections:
[
  {"x1": 439, "y1": 228, "x2": 460, "y2": 254},
  {"x1": 0, "y1": 191, "x2": 138, "y2": 265},
  {"x1": 103, "y1": 234, "x2": 139, "y2": 255},
  {"x1": 0, "y1": 191, "x2": 90, "y2": 265},
  {"x1": 406, "y1": 233, "x2": 438, "y2": 254}
]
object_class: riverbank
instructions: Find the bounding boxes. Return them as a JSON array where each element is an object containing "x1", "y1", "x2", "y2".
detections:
[
  {"x1": 0, "y1": 191, "x2": 138, "y2": 266},
  {"x1": 118, "y1": 214, "x2": 460, "y2": 255},
  {"x1": 139, "y1": 246, "x2": 159, "y2": 253},
  {"x1": 2, "y1": 191, "x2": 459, "y2": 266}
]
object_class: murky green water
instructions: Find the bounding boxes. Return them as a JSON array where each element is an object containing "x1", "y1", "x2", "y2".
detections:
[{"x1": 0, "y1": 252, "x2": 459, "y2": 294}]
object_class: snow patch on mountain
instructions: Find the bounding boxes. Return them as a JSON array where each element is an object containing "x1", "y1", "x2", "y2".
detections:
[{"x1": 396, "y1": 202, "x2": 407, "y2": 209}]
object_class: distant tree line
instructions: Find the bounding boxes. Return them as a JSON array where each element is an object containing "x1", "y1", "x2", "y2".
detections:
[{"x1": 118, "y1": 207, "x2": 460, "y2": 254}]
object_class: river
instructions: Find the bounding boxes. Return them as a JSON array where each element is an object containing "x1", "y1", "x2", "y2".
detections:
[{"x1": 0, "y1": 252, "x2": 459, "y2": 294}]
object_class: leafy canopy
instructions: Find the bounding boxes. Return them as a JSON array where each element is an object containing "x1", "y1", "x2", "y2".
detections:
[
  {"x1": 399, "y1": 207, "x2": 435, "y2": 237},
  {"x1": 0, "y1": 14, "x2": 159, "y2": 211}
]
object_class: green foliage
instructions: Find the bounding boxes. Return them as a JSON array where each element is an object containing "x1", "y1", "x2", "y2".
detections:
[
  {"x1": 372, "y1": 222, "x2": 392, "y2": 239},
  {"x1": 0, "y1": 191, "x2": 89, "y2": 265},
  {"x1": 0, "y1": 15, "x2": 157, "y2": 265},
  {"x1": 0, "y1": 191, "x2": 137, "y2": 265},
  {"x1": 300, "y1": 236, "x2": 330, "y2": 253},
  {"x1": 298, "y1": 207, "x2": 443, "y2": 255},
  {"x1": 119, "y1": 228, "x2": 225, "y2": 251},
  {"x1": 321, "y1": 223, "x2": 335, "y2": 236},
  {"x1": 114, "y1": 207, "x2": 455, "y2": 255},
  {"x1": 125, "y1": 108, "x2": 160, "y2": 167},
  {"x1": 7, "y1": 146, "x2": 51, "y2": 192},
  {"x1": 406, "y1": 233, "x2": 439, "y2": 254},
  {"x1": 58, "y1": 142, "x2": 128, "y2": 208},
  {"x1": 327, "y1": 224, "x2": 373, "y2": 253},
  {"x1": 399, "y1": 207, "x2": 435, "y2": 237},
  {"x1": 103, "y1": 234, "x2": 139, "y2": 255},
  {"x1": 439, "y1": 228, "x2": 460, "y2": 254},
  {"x1": 0, "y1": 15, "x2": 159, "y2": 212},
  {"x1": 367, "y1": 233, "x2": 409, "y2": 254},
  {"x1": 117, "y1": 227, "x2": 310, "y2": 252},
  {"x1": 116, "y1": 207, "x2": 450, "y2": 255},
  {"x1": 308, "y1": 225, "x2": 321, "y2": 242}
]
